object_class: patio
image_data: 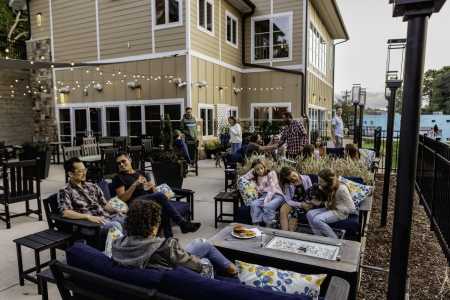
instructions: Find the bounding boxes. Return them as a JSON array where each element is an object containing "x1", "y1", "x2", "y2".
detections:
[{"x1": 0, "y1": 159, "x2": 226, "y2": 299}]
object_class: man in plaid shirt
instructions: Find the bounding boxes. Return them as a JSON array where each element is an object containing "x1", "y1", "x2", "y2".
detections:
[{"x1": 278, "y1": 112, "x2": 309, "y2": 158}]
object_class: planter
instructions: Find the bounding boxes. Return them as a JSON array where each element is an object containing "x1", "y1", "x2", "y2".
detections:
[
  {"x1": 20, "y1": 149, "x2": 51, "y2": 179},
  {"x1": 152, "y1": 160, "x2": 184, "y2": 189}
]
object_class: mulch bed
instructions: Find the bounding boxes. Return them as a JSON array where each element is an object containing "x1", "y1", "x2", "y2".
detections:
[{"x1": 358, "y1": 174, "x2": 450, "y2": 299}]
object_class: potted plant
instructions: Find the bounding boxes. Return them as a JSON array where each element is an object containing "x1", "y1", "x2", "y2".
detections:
[
  {"x1": 20, "y1": 141, "x2": 51, "y2": 179},
  {"x1": 204, "y1": 139, "x2": 220, "y2": 159}
]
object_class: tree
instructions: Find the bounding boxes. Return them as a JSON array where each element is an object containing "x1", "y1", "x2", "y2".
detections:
[
  {"x1": 421, "y1": 66, "x2": 450, "y2": 114},
  {"x1": 0, "y1": 1, "x2": 28, "y2": 40}
]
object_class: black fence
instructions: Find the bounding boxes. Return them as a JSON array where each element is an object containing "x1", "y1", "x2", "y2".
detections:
[
  {"x1": 363, "y1": 127, "x2": 401, "y2": 172},
  {"x1": 0, "y1": 36, "x2": 27, "y2": 60},
  {"x1": 416, "y1": 135, "x2": 450, "y2": 263}
]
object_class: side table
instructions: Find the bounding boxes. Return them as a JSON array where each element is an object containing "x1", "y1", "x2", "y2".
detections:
[{"x1": 214, "y1": 191, "x2": 240, "y2": 228}]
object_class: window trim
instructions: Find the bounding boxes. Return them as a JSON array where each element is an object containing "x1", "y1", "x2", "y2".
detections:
[
  {"x1": 152, "y1": 0, "x2": 183, "y2": 31},
  {"x1": 250, "y1": 12, "x2": 293, "y2": 64},
  {"x1": 225, "y1": 10, "x2": 238, "y2": 48},
  {"x1": 250, "y1": 102, "x2": 291, "y2": 129},
  {"x1": 198, "y1": 103, "x2": 215, "y2": 137},
  {"x1": 197, "y1": 0, "x2": 215, "y2": 37}
]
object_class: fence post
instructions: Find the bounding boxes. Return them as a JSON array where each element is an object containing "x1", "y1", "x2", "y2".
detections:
[{"x1": 430, "y1": 151, "x2": 437, "y2": 231}]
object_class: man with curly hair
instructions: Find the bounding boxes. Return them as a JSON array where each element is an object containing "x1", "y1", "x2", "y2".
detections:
[
  {"x1": 112, "y1": 199, "x2": 237, "y2": 277},
  {"x1": 112, "y1": 152, "x2": 200, "y2": 237}
]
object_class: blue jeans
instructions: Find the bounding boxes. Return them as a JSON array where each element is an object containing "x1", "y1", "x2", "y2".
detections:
[
  {"x1": 175, "y1": 139, "x2": 191, "y2": 162},
  {"x1": 184, "y1": 239, "x2": 232, "y2": 272},
  {"x1": 249, "y1": 193, "x2": 285, "y2": 225},
  {"x1": 231, "y1": 143, "x2": 241, "y2": 154},
  {"x1": 306, "y1": 208, "x2": 342, "y2": 239}
]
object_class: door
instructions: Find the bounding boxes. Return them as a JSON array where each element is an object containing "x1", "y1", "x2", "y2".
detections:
[{"x1": 74, "y1": 109, "x2": 88, "y2": 144}]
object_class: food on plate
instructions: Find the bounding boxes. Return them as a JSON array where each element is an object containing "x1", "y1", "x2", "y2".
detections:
[{"x1": 233, "y1": 225, "x2": 256, "y2": 238}]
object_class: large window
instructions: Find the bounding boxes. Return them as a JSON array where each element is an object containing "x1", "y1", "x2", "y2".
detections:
[
  {"x1": 198, "y1": 0, "x2": 214, "y2": 35},
  {"x1": 200, "y1": 106, "x2": 214, "y2": 137},
  {"x1": 226, "y1": 11, "x2": 238, "y2": 47},
  {"x1": 59, "y1": 109, "x2": 71, "y2": 143},
  {"x1": 308, "y1": 23, "x2": 327, "y2": 75},
  {"x1": 106, "y1": 107, "x2": 121, "y2": 137},
  {"x1": 252, "y1": 13, "x2": 292, "y2": 62},
  {"x1": 154, "y1": 0, "x2": 182, "y2": 29},
  {"x1": 308, "y1": 108, "x2": 327, "y2": 139},
  {"x1": 127, "y1": 106, "x2": 142, "y2": 138},
  {"x1": 251, "y1": 104, "x2": 290, "y2": 130}
]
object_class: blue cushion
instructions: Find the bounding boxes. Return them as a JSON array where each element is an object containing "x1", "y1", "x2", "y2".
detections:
[
  {"x1": 330, "y1": 214, "x2": 360, "y2": 238},
  {"x1": 170, "y1": 200, "x2": 190, "y2": 219},
  {"x1": 97, "y1": 179, "x2": 111, "y2": 200},
  {"x1": 66, "y1": 242, "x2": 163, "y2": 288},
  {"x1": 160, "y1": 267, "x2": 311, "y2": 300}
]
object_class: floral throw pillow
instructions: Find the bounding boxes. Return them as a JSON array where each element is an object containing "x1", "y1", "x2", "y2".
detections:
[
  {"x1": 237, "y1": 177, "x2": 258, "y2": 206},
  {"x1": 109, "y1": 196, "x2": 128, "y2": 213},
  {"x1": 359, "y1": 149, "x2": 376, "y2": 170},
  {"x1": 235, "y1": 260, "x2": 326, "y2": 300},
  {"x1": 340, "y1": 176, "x2": 373, "y2": 207}
]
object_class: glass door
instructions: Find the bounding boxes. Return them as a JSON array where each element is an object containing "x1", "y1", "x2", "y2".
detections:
[
  {"x1": 89, "y1": 108, "x2": 102, "y2": 139},
  {"x1": 74, "y1": 109, "x2": 88, "y2": 145}
]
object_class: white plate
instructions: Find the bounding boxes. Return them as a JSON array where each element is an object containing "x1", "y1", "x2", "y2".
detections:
[{"x1": 231, "y1": 230, "x2": 257, "y2": 239}]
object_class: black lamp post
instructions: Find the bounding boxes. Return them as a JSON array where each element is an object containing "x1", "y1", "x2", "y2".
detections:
[
  {"x1": 351, "y1": 84, "x2": 361, "y2": 144},
  {"x1": 380, "y1": 39, "x2": 406, "y2": 227},
  {"x1": 387, "y1": 1, "x2": 446, "y2": 299},
  {"x1": 358, "y1": 88, "x2": 366, "y2": 148}
]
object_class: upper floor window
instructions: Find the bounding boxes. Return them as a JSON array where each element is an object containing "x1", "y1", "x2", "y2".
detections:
[
  {"x1": 226, "y1": 11, "x2": 238, "y2": 48},
  {"x1": 198, "y1": 0, "x2": 214, "y2": 35},
  {"x1": 154, "y1": 0, "x2": 182, "y2": 29},
  {"x1": 308, "y1": 23, "x2": 327, "y2": 75},
  {"x1": 251, "y1": 13, "x2": 292, "y2": 62}
]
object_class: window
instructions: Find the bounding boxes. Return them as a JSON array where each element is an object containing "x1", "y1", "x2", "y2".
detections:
[
  {"x1": 89, "y1": 108, "x2": 102, "y2": 139},
  {"x1": 59, "y1": 109, "x2": 71, "y2": 143},
  {"x1": 251, "y1": 104, "x2": 291, "y2": 130},
  {"x1": 106, "y1": 107, "x2": 120, "y2": 137},
  {"x1": 308, "y1": 108, "x2": 326, "y2": 138},
  {"x1": 127, "y1": 106, "x2": 143, "y2": 138},
  {"x1": 252, "y1": 13, "x2": 292, "y2": 62},
  {"x1": 308, "y1": 23, "x2": 327, "y2": 75},
  {"x1": 226, "y1": 11, "x2": 238, "y2": 47},
  {"x1": 154, "y1": 0, "x2": 182, "y2": 29},
  {"x1": 200, "y1": 106, "x2": 214, "y2": 136},
  {"x1": 198, "y1": 0, "x2": 214, "y2": 35}
]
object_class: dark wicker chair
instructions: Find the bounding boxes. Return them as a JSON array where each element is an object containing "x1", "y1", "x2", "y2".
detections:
[
  {"x1": 101, "y1": 147, "x2": 119, "y2": 180},
  {"x1": 127, "y1": 145, "x2": 145, "y2": 172}
]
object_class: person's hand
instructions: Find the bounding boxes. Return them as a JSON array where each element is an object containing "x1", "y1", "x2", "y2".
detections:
[
  {"x1": 133, "y1": 176, "x2": 147, "y2": 187},
  {"x1": 143, "y1": 181, "x2": 156, "y2": 192},
  {"x1": 86, "y1": 215, "x2": 106, "y2": 224},
  {"x1": 164, "y1": 191, "x2": 173, "y2": 199}
]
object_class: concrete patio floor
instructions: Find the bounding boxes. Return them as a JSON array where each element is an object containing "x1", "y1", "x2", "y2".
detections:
[{"x1": 0, "y1": 160, "x2": 228, "y2": 300}]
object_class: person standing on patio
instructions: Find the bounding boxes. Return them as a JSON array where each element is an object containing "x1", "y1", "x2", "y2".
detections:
[
  {"x1": 228, "y1": 116, "x2": 242, "y2": 154},
  {"x1": 180, "y1": 107, "x2": 197, "y2": 142},
  {"x1": 331, "y1": 107, "x2": 344, "y2": 148},
  {"x1": 277, "y1": 112, "x2": 309, "y2": 158},
  {"x1": 59, "y1": 157, "x2": 124, "y2": 232},
  {"x1": 112, "y1": 152, "x2": 200, "y2": 237}
]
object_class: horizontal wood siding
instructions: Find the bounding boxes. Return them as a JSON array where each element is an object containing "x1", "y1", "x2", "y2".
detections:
[
  {"x1": 221, "y1": 1, "x2": 242, "y2": 67},
  {"x1": 191, "y1": 56, "x2": 242, "y2": 115},
  {"x1": 55, "y1": 56, "x2": 186, "y2": 104},
  {"x1": 52, "y1": 0, "x2": 97, "y2": 62},
  {"x1": 29, "y1": 0, "x2": 50, "y2": 40},
  {"x1": 99, "y1": 0, "x2": 152, "y2": 59},
  {"x1": 241, "y1": 71, "x2": 302, "y2": 119},
  {"x1": 154, "y1": 1, "x2": 186, "y2": 52},
  {"x1": 307, "y1": 71, "x2": 333, "y2": 110},
  {"x1": 191, "y1": 0, "x2": 220, "y2": 60}
]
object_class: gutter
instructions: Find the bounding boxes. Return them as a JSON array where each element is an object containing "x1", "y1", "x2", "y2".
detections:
[
  {"x1": 332, "y1": 39, "x2": 349, "y2": 110},
  {"x1": 26, "y1": 0, "x2": 32, "y2": 40},
  {"x1": 241, "y1": 1, "x2": 306, "y2": 115}
]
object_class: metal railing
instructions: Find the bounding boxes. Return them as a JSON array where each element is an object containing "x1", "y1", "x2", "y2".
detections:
[
  {"x1": 416, "y1": 135, "x2": 450, "y2": 264},
  {"x1": 364, "y1": 127, "x2": 401, "y2": 172},
  {"x1": 0, "y1": 36, "x2": 27, "y2": 60}
]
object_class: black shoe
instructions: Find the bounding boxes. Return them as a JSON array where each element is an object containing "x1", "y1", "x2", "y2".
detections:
[{"x1": 180, "y1": 221, "x2": 201, "y2": 233}]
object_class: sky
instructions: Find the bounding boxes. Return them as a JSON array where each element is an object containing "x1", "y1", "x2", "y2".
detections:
[{"x1": 334, "y1": 0, "x2": 450, "y2": 108}]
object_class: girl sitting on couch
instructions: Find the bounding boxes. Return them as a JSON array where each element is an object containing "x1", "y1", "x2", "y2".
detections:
[
  {"x1": 112, "y1": 199, "x2": 237, "y2": 277},
  {"x1": 306, "y1": 168, "x2": 356, "y2": 239},
  {"x1": 242, "y1": 159, "x2": 285, "y2": 226}
]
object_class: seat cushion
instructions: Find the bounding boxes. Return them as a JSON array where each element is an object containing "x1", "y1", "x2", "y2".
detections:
[
  {"x1": 160, "y1": 266, "x2": 311, "y2": 300},
  {"x1": 66, "y1": 242, "x2": 163, "y2": 288},
  {"x1": 330, "y1": 214, "x2": 359, "y2": 238}
]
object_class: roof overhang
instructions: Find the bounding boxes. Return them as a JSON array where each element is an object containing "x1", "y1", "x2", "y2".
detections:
[
  {"x1": 310, "y1": 0, "x2": 349, "y2": 40},
  {"x1": 227, "y1": 0, "x2": 255, "y2": 14}
]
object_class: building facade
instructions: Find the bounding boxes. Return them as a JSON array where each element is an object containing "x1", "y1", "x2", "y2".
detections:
[{"x1": 27, "y1": 0, "x2": 348, "y2": 144}]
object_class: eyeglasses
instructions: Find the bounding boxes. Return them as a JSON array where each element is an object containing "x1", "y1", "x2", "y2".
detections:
[
  {"x1": 73, "y1": 168, "x2": 87, "y2": 174},
  {"x1": 116, "y1": 159, "x2": 128, "y2": 166}
]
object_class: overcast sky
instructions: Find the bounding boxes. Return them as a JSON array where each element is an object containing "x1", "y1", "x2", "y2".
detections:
[{"x1": 334, "y1": 0, "x2": 450, "y2": 106}]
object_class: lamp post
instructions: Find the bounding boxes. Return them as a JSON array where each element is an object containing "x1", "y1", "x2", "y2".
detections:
[
  {"x1": 358, "y1": 89, "x2": 366, "y2": 148},
  {"x1": 351, "y1": 84, "x2": 361, "y2": 144},
  {"x1": 380, "y1": 39, "x2": 406, "y2": 227},
  {"x1": 387, "y1": 1, "x2": 446, "y2": 299}
]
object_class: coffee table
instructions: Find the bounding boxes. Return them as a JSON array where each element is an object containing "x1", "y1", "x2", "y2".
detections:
[{"x1": 210, "y1": 224, "x2": 361, "y2": 299}]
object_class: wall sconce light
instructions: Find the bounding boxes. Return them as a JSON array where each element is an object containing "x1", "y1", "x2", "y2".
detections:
[
  {"x1": 195, "y1": 80, "x2": 207, "y2": 88},
  {"x1": 36, "y1": 13, "x2": 42, "y2": 27},
  {"x1": 173, "y1": 78, "x2": 187, "y2": 88},
  {"x1": 59, "y1": 85, "x2": 71, "y2": 94},
  {"x1": 83, "y1": 87, "x2": 89, "y2": 96},
  {"x1": 127, "y1": 80, "x2": 141, "y2": 89},
  {"x1": 94, "y1": 83, "x2": 103, "y2": 92},
  {"x1": 233, "y1": 87, "x2": 243, "y2": 95}
]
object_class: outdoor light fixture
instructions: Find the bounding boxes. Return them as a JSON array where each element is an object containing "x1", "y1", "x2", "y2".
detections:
[
  {"x1": 94, "y1": 83, "x2": 103, "y2": 92},
  {"x1": 390, "y1": 0, "x2": 446, "y2": 18},
  {"x1": 127, "y1": 81, "x2": 141, "y2": 89},
  {"x1": 385, "y1": 38, "x2": 406, "y2": 100},
  {"x1": 351, "y1": 84, "x2": 361, "y2": 105},
  {"x1": 195, "y1": 81, "x2": 208, "y2": 88},
  {"x1": 59, "y1": 86, "x2": 71, "y2": 94},
  {"x1": 173, "y1": 78, "x2": 187, "y2": 88},
  {"x1": 36, "y1": 13, "x2": 42, "y2": 27},
  {"x1": 359, "y1": 88, "x2": 367, "y2": 107}
]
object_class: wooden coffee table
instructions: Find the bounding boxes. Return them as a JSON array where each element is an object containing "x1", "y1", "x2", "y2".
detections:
[{"x1": 210, "y1": 224, "x2": 361, "y2": 300}]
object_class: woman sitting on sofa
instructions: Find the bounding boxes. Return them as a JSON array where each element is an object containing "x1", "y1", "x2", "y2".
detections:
[
  {"x1": 112, "y1": 199, "x2": 237, "y2": 276},
  {"x1": 306, "y1": 168, "x2": 356, "y2": 239}
]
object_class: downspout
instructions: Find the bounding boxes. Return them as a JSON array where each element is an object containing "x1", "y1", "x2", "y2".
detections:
[{"x1": 303, "y1": 0, "x2": 309, "y2": 133}]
